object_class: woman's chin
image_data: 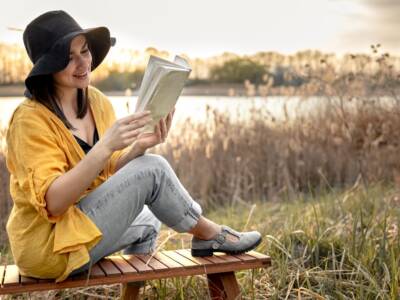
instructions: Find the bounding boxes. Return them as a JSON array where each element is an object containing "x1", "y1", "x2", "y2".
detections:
[
  {"x1": 74, "y1": 79, "x2": 91, "y2": 89},
  {"x1": 77, "y1": 83, "x2": 90, "y2": 89}
]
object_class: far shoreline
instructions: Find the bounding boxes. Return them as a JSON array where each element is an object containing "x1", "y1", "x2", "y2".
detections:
[{"x1": 0, "y1": 83, "x2": 248, "y2": 98}]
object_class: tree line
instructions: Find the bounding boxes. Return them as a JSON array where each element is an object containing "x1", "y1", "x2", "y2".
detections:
[{"x1": 1, "y1": 43, "x2": 399, "y2": 93}]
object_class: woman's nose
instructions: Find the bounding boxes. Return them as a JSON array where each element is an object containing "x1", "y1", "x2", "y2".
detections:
[{"x1": 76, "y1": 54, "x2": 90, "y2": 68}]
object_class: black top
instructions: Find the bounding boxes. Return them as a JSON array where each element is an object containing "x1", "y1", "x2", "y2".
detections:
[{"x1": 73, "y1": 127, "x2": 99, "y2": 154}]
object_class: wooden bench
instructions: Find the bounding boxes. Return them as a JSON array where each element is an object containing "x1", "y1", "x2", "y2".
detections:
[{"x1": 0, "y1": 249, "x2": 270, "y2": 299}]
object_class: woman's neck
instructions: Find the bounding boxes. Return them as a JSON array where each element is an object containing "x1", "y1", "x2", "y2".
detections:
[{"x1": 56, "y1": 86, "x2": 78, "y2": 116}]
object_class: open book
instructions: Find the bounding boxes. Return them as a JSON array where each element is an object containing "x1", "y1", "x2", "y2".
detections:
[{"x1": 135, "y1": 55, "x2": 191, "y2": 133}]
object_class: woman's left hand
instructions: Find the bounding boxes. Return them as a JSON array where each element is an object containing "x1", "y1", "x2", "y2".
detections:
[{"x1": 135, "y1": 108, "x2": 175, "y2": 152}]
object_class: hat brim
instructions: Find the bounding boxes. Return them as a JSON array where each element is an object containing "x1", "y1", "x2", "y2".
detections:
[{"x1": 25, "y1": 26, "x2": 112, "y2": 94}]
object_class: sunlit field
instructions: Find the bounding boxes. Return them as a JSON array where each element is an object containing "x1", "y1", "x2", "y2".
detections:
[
  {"x1": 1, "y1": 186, "x2": 399, "y2": 299},
  {"x1": 1, "y1": 49, "x2": 400, "y2": 298}
]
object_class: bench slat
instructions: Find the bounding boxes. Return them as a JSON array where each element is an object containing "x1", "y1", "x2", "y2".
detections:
[
  {"x1": 135, "y1": 254, "x2": 169, "y2": 271},
  {"x1": 246, "y1": 250, "x2": 270, "y2": 260},
  {"x1": 88, "y1": 263, "x2": 105, "y2": 278},
  {"x1": 198, "y1": 254, "x2": 227, "y2": 264},
  {"x1": 108, "y1": 256, "x2": 137, "y2": 274},
  {"x1": 122, "y1": 255, "x2": 153, "y2": 273},
  {"x1": 162, "y1": 250, "x2": 199, "y2": 267},
  {"x1": 213, "y1": 252, "x2": 242, "y2": 263},
  {"x1": 98, "y1": 258, "x2": 121, "y2": 277},
  {"x1": 175, "y1": 249, "x2": 215, "y2": 266},
  {"x1": 233, "y1": 253, "x2": 258, "y2": 262},
  {"x1": 3, "y1": 265, "x2": 20, "y2": 286},
  {"x1": 152, "y1": 252, "x2": 183, "y2": 269}
]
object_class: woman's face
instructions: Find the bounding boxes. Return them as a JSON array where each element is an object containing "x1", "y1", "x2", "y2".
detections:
[{"x1": 53, "y1": 35, "x2": 92, "y2": 91}]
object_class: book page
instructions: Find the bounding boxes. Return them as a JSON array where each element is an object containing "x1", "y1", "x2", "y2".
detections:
[
  {"x1": 136, "y1": 64, "x2": 164, "y2": 112},
  {"x1": 135, "y1": 57, "x2": 161, "y2": 111},
  {"x1": 136, "y1": 57, "x2": 190, "y2": 112},
  {"x1": 134, "y1": 55, "x2": 191, "y2": 133},
  {"x1": 141, "y1": 68, "x2": 190, "y2": 133},
  {"x1": 174, "y1": 55, "x2": 191, "y2": 69}
]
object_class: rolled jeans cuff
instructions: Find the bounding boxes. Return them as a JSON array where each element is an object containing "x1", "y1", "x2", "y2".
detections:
[{"x1": 169, "y1": 200, "x2": 202, "y2": 233}]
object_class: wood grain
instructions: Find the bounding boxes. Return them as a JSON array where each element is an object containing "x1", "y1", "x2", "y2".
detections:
[
  {"x1": 108, "y1": 255, "x2": 138, "y2": 274},
  {"x1": 162, "y1": 250, "x2": 199, "y2": 267},
  {"x1": 135, "y1": 254, "x2": 169, "y2": 271},
  {"x1": 122, "y1": 255, "x2": 153, "y2": 272},
  {"x1": 98, "y1": 258, "x2": 121, "y2": 277}
]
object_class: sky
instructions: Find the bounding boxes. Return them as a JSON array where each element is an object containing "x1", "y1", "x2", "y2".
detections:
[{"x1": 0, "y1": 0, "x2": 399, "y2": 58}]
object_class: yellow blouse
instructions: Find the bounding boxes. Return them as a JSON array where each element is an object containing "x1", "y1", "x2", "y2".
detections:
[{"x1": 6, "y1": 86, "x2": 126, "y2": 282}]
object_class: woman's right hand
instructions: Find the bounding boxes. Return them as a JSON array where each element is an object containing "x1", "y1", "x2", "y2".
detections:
[{"x1": 101, "y1": 111, "x2": 152, "y2": 153}]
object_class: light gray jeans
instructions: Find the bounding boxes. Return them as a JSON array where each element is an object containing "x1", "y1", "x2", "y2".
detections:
[{"x1": 70, "y1": 153, "x2": 202, "y2": 276}]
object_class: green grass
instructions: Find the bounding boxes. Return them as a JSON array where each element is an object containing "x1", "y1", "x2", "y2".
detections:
[
  {"x1": 1, "y1": 184, "x2": 399, "y2": 299},
  {"x1": 197, "y1": 184, "x2": 399, "y2": 299}
]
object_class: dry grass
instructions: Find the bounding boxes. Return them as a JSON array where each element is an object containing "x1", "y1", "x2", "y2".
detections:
[
  {"x1": 148, "y1": 50, "x2": 400, "y2": 210},
  {"x1": 1, "y1": 184, "x2": 398, "y2": 299},
  {"x1": 0, "y1": 50, "x2": 399, "y2": 298},
  {"x1": 3, "y1": 92, "x2": 399, "y2": 232},
  {"x1": 152, "y1": 100, "x2": 400, "y2": 210}
]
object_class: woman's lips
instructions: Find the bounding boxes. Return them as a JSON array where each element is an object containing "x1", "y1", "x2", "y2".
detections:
[{"x1": 73, "y1": 72, "x2": 88, "y2": 79}]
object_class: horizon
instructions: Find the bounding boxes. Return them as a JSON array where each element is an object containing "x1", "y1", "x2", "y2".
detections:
[{"x1": 0, "y1": 40, "x2": 394, "y2": 61}]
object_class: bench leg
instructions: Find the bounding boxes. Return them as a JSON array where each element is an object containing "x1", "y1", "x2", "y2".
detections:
[
  {"x1": 207, "y1": 272, "x2": 241, "y2": 300},
  {"x1": 121, "y1": 281, "x2": 144, "y2": 300}
]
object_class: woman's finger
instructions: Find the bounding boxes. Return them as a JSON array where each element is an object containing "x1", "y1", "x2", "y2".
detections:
[
  {"x1": 123, "y1": 116, "x2": 152, "y2": 132},
  {"x1": 120, "y1": 110, "x2": 151, "y2": 124},
  {"x1": 122, "y1": 128, "x2": 142, "y2": 140},
  {"x1": 171, "y1": 107, "x2": 175, "y2": 125},
  {"x1": 166, "y1": 111, "x2": 174, "y2": 130},
  {"x1": 170, "y1": 108, "x2": 176, "y2": 120},
  {"x1": 160, "y1": 119, "x2": 167, "y2": 141},
  {"x1": 167, "y1": 108, "x2": 175, "y2": 130},
  {"x1": 152, "y1": 123, "x2": 161, "y2": 142}
]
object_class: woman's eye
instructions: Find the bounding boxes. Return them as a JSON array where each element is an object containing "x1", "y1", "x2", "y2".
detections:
[{"x1": 81, "y1": 48, "x2": 89, "y2": 54}]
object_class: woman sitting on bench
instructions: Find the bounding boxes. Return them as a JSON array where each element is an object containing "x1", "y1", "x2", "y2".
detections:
[{"x1": 5, "y1": 10, "x2": 262, "y2": 283}]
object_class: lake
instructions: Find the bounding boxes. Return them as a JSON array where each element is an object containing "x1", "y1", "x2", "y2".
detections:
[{"x1": 0, "y1": 95, "x2": 322, "y2": 129}]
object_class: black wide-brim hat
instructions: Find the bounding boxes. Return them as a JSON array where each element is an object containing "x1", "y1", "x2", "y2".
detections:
[{"x1": 23, "y1": 10, "x2": 116, "y2": 96}]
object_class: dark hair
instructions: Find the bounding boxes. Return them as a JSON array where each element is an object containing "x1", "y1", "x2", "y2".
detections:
[
  {"x1": 28, "y1": 35, "x2": 93, "y2": 130},
  {"x1": 29, "y1": 74, "x2": 89, "y2": 130}
]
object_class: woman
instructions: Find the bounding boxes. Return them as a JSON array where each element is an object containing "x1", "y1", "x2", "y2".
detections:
[{"x1": 6, "y1": 10, "x2": 262, "y2": 282}]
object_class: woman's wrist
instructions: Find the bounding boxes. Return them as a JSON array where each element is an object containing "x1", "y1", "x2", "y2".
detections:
[
  {"x1": 128, "y1": 141, "x2": 146, "y2": 159},
  {"x1": 113, "y1": 142, "x2": 146, "y2": 173},
  {"x1": 93, "y1": 141, "x2": 113, "y2": 161}
]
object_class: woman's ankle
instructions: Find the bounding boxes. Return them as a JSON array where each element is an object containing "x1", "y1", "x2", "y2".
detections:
[
  {"x1": 188, "y1": 217, "x2": 221, "y2": 240},
  {"x1": 191, "y1": 223, "x2": 241, "y2": 242}
]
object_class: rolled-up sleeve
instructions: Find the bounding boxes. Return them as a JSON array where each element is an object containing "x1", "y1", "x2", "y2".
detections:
[{"x1": 7, "y1": 117, "x2": 68, "y2": 223}]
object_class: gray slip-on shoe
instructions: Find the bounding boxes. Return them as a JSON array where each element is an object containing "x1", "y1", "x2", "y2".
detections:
[{"x1": 191, "y1": 225, "x2": 262, "y2": 257}]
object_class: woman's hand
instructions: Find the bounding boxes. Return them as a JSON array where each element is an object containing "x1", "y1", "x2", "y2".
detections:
[
  {"x1": 135, "y1": 108, "x2": 175, "y2": 152},
  {"x1": 101, "y1": 111, "x2": 152, "y2": 153}
]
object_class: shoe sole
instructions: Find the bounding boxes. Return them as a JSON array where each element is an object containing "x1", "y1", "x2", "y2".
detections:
[{"x1": 191, "y1": 236, "x2": 262, "y2": 257}]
